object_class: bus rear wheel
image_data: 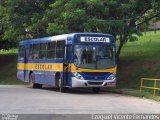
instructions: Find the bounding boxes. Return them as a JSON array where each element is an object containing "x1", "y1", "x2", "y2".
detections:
[
  {"x1": 92, "y1": 87, "x2": 100, "y2": 93},
  {"x1": 29, "y1": 73, "x2": 42, "y2": 89}
]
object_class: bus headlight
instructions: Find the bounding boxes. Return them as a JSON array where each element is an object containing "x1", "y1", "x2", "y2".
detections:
[
  {"x1": 73, "y1": 72, "x2": 84, "y2": 80},
  {"x1": 107, "y1": 74, "x2": 116, "y2": 80}
]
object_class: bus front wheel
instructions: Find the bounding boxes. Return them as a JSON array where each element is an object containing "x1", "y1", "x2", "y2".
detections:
[
  {"x1": 92, "y1": 87, "x2": 100, "y2": 93},
  {"x1": 58, "y1": 77, "x2": 66, "y2": 92},
  {"x1": 29, "y1": 73, "x2": 42, "y2": 89}
]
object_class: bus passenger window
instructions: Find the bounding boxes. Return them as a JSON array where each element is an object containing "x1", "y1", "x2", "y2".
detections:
[
  {"x1": 56, "y1": 40, "x2": 65, "y2": 58},
  {"x1": 29, "y1": 45, "x2": 33, "y2": 59},
  {"x1": 39, "y1": 43, "x2": 47, "y2": 59},
  {"x1": 32, "y1": 44, "x2": 40, "y2": 59},
  {"x1": 19, "y1": 46, "x2": 25, "y2": 59},
  {"x1": 48, "y1": 42, "x2": 56, "y2": 59}
]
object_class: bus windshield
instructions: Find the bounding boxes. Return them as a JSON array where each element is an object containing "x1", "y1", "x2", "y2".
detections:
[{"x1": 74, "y1": 44, "x2": 115, "y2": 69}]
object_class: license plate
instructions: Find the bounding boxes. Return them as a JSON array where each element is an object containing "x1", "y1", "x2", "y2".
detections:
[{"x1": 106, "y1": 82, "x2": 116, "y2": 87}]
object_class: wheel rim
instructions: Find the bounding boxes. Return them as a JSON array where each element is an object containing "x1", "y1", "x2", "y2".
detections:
[
  {"x1": 30, "y1": 74, "x2": 34, "y2": 88},
  {"x1": 58, "y1": 78, "x2": 61, "y2": 89}
]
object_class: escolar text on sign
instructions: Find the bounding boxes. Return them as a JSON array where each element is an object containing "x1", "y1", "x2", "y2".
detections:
[{"x1": 80, "y1": 37, "x2": 110, "y2": 43}]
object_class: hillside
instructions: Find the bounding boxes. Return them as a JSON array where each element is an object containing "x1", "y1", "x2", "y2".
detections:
[
  {"x1": 118, "y1": 60, "x2": 160, "y2": 88},
  {"x1": 0, "y1": 55, "x2": 23, "y2": 84},
  {"x1": 0, "y1": 31, "x2": 160, "y2": 99},
  {"x1": 117, "y1": 31, "x2": 160, "y2": 98}
]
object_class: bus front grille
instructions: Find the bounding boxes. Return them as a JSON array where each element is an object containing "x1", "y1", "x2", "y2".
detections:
[{"x1": 88, "y1": 81, "x2": 103, "y2": 85}]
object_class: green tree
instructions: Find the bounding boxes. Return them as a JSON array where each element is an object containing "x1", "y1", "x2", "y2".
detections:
[
  {"x1": 1, "y1": 0, "x2": 159, "y2": 60},
  {"x1": 44, "y1": 0, "x2": 160, "y2": 61},
  {"x1": 0, "y1": 0, "x2": 53, "y2": 47}
]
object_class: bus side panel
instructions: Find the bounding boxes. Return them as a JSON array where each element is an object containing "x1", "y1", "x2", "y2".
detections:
[
  {"x1": 34, "y1": 71, "x2": 56, "y2": 86},
  {"x1": 23, "y1": 61, "x2": 64, "y2": 86},
  {"x1": 17, "y1": 63, "x2": 30, "y2": 82},
  {"x1": 27, "y1": 70, "x2": 63, "y2": 87},
  {"x1": 24, "y1": 70, "x2": 30, "y2": 82},
  {"x1": 66, "y1": 72, "x2": 73, "y2": 86},
  {"x1": 17, "y1": 60, "x2": 25, "y2": 81}
]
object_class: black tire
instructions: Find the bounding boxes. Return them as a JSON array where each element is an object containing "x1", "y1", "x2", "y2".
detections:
[
  {"x1": 58, "y1": 77, "x2": 66, "y2": 92},
  {"x1": 29, "y1": 73, "x2": 42, "y2": 89},
  {"x1": 92, "y1": 87, "x2": 100, "y2": 93}
]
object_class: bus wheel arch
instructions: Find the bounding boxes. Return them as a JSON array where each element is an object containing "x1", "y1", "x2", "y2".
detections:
[
  {"x1": 55, "y1": 72, "x2": 60, "y2": 87},
  {"x1": 29, "y1": 71, "x2": 33, "y2": 79},
  {"x1": 29, "y1": 71, "x2": 42, "y2": 89}
]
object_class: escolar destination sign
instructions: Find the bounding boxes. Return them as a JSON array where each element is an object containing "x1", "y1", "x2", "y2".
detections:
[{"x1": 80, "y1": 36, "x2": 110, "y2": 43}]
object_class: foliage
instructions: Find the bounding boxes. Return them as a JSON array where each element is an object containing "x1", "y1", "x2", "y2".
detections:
[
  {"x1": 46, "y1": 0, "x2": 160, "y2": 61},
  {"x1": 0, "y1": 49, "x2": 17, "y2": 55},
  {"x1": 0, "y1": 0, "x2": 54, "y2": 46}
]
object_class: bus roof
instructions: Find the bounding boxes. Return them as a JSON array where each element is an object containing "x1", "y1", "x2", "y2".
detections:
[{"x1": 19, "y1": 32, "x2": 114, "y2": 45}]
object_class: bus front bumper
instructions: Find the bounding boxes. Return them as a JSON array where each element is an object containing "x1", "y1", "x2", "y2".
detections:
[{"x1": 71, "y1": 77, "x2": 116, "y2": 88}]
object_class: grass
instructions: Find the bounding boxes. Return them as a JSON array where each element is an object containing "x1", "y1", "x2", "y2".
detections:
[{"x1": 120, "y1": 31, "x2": 160, "y2": 60}]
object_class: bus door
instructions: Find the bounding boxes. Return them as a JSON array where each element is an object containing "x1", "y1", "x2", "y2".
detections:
[{"x1": 63, "y1": 45, "x2": 72, "y2": 86}]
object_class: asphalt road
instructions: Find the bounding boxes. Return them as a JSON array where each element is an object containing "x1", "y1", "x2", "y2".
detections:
[{"x1": 0, "y1": 85, "x2": 160, "y2": 114}]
